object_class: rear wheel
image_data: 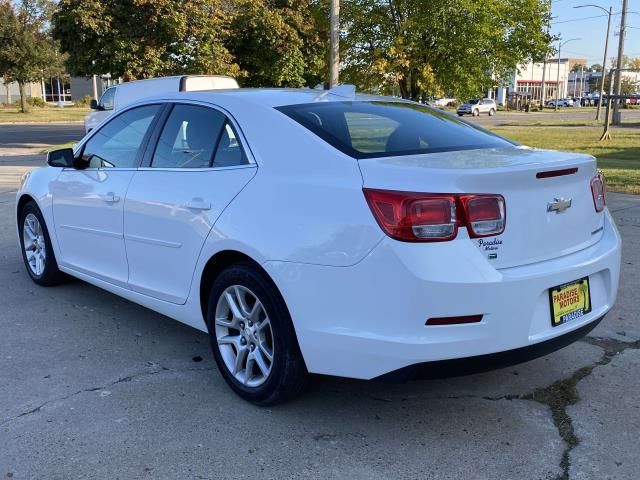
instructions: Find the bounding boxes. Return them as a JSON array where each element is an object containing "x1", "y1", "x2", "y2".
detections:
[
  {"x1": 488, "y1": 108, "x2": 496, "y2": 116},
  {"x1": 206, "y1": 262, "x2": 308, "y2": 405},
  {"x1": 19, "y1": 201, "x2": 66, "y2": 286}
]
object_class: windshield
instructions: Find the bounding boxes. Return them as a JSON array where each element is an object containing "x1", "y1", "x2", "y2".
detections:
[
  {"x1": 277, "y1": 101, "x2": 513, "y2": 159},
  {"x1": 468, "y1": 99, "x2": 480, "y2": 104}
]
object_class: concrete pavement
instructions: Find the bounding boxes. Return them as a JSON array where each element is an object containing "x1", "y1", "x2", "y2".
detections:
[{"x1": 0, "y1": 154, "x2": 638, "y2": 479}]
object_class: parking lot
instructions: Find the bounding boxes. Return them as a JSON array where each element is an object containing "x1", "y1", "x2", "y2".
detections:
[{"x1": 0, "y1": 124, "x2": 639, "y2": 479}]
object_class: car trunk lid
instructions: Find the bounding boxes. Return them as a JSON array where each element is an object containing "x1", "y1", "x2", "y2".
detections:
[{"x1": 358, "y1": 146, "x2": 604, "y2": 269}]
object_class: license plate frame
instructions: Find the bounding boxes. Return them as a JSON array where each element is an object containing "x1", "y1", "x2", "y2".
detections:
[{"x1": 549, "y1": 277, "x2": 592, "y2": 327}]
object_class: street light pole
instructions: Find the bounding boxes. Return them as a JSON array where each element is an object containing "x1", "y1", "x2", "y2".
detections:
[
  {"x1": 612, "y1": 0, "x2": 628, "y2": 125},
  {"x1": 554, "y1": 38, "x2": 580, "y2": 112},
  {"x1": 329, "y1": 0, "x2": 340, "y2": 88},
  {"x1": 574, "y1": 5, "x2": 612, "y2": 121}
]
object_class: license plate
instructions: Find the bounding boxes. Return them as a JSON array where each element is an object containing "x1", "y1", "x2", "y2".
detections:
[{"x1": 549, "y1": 277, "x2": 591, "y2": 327}]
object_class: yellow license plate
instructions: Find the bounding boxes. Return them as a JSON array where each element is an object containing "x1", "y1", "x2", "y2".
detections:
[{"x1": 549, "y1": 277, "x2": 591, "y2": 327}]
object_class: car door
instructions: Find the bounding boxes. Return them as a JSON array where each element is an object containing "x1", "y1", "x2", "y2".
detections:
[
  {"x1": 123, "y1": 102, "x2": 257, "y2": 304},
  {"x1": 51, "y1": 104, "x2": 162, "y2": 287}
]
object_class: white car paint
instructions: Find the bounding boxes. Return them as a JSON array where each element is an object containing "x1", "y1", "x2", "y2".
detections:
[
  {"x1": 19, "y1": 88, "x2": 621, "y2": 381},
  {"x1": 84, "y1": 75, "x2": 239, "y2": 133}
]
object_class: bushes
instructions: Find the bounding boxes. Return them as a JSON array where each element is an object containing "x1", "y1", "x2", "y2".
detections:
[
  {"x1": 73, "y1": 94, "x2": 93, "y2": 108},
  {"x1": 27, "y1": 96, "x2": 46, "y2": 108}
]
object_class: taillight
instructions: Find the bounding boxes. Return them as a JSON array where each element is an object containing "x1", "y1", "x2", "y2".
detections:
[
  {"x1": 460, "y1": 195, "x2": 505, "y2": 238},
  {"x1": 590, "y1": 171, "x2": 606, "y2": 213},
  {"x1": 363, "y1": 189, "x2": 506, "y2": 242},
  {"x1": 363, "y1": 189, "x2": 457, "y2": 242}
]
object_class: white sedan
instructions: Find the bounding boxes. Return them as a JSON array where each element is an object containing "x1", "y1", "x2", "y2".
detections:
[{"x1": 17, "y1": 88, "x2": 621, "y2": 404}]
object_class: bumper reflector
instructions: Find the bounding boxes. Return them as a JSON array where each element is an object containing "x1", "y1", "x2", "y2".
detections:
[{"x1": 426, "y1": 314, "x2": 483, "y2": 326}]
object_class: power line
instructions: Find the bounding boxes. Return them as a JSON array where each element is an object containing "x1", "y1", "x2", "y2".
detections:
[{"x1": 552, "y1": 14, "x2": 608, "y2": 24}]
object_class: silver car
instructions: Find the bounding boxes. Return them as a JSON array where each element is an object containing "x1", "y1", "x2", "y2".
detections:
[{"x1": 457, "y1": 98, "x2": 497, "y2": 117}]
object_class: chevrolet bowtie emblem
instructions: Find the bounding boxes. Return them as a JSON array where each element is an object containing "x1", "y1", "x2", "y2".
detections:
[{"x1": 547, "y1": 197, "x2": 572, "y2": 214}]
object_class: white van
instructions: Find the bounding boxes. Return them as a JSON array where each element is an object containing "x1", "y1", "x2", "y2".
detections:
[{"x1": 84, "y1": 75, "x2": 239, "y2": 133}]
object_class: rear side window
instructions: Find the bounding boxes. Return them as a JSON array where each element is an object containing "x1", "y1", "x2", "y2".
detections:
[
  {"x1": 151, "y1": 105, "x2": 248, "y2": 168},
  {"x1": 277, "y1": 101, "x2": 513, "y2": 159}
]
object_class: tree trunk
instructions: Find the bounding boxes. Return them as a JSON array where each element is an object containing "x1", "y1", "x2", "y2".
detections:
[
  {"x1": 398, "y1": 77, "x2": 409, "y2": 99},
  {"x1": 18, "y1": 81, "x2": 28, "y2": 113}
]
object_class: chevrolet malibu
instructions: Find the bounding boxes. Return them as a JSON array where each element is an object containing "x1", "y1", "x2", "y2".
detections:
[{"x1": 16, "y1": 88, "x2": 621, "y2": 405}]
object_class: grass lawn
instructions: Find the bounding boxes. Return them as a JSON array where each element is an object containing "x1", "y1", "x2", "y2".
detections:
[
  {"x1": 489, "y1": 126, "x2": 640, "y2": 195},
  {"x1": 0, "y1": 107, "x2": 89, "y2": 123}
]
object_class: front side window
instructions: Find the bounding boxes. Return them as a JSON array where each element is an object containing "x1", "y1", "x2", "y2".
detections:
[
  {"x1": 151, "y1": 104, "x2": 248, "y2": 168},
  {"x1": 99, "y1": 87, "x2": 116, "y2": 110},
  {"x1": 277, "y1": 101, "x2": 513, "y2": 159},
  {"x1": 82, "y1": 105, "x2": 160, "y2": 168}
]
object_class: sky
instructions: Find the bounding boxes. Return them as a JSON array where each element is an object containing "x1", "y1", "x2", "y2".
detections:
[{"x1": 550, "y1": 0, "x2": 640, "y2": 67}]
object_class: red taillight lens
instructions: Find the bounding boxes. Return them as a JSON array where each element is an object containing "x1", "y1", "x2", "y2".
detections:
[
  {"x1": 590, "y1": 171, "x2": 606, "y2": 213},
  {"x1": 363, "y1": 189, "x2": 457, "y2": 242},
  {"x1": 363, "y1": 189, "x2": 506, "y2": 242},
  {"x1": 460, "y1": 195, "x2": 506, "y2": 238}
]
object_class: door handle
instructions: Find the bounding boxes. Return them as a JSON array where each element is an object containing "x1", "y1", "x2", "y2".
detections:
[
  {"x1": 184, "y1": 198, "x2": 211, "y2": 211},
  {"x1": 102, "y1": 192, "x2": 120, "y2": 203}
]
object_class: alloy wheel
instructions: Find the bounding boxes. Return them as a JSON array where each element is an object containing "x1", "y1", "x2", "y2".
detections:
[
  {"x1": 214, "y1": 285, "x2": 274, "y2": 387},
  {"x1": 23, "y1": 213, "x2": 47, "y2": 276}
]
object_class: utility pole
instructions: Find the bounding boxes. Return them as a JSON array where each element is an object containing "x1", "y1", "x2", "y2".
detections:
[
  {"x1": 329, "y1": 0, "x2": 340, "y2": 88},
  {"x1": 574, "y1": 5, "x2": 611, "y2": 121},
  {"x1": 541, "y1": 55, "x2": 548, "y2": 108},
  {"x1": 554, "y1": 38, "x2": 580, "y2": 111},
  {"x1": 612, "y1": 0, "x2": 628, "y2": 125}
]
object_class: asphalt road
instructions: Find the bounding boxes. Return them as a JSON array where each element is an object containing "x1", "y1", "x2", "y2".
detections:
[
  {"x1": 0, "y1": 153, "x2": 638, "y2": 480},
  {"x1": 0, "y1": 123, "x2": 85, "y2": 153}
]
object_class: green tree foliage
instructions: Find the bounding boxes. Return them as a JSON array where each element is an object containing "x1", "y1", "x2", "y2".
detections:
[
  {"x1": 52, "y1": 0, "x2": 325, "y2": 86},
  {"x1": 227, "y1": 0, "x2": 326, "y2": 87},
  {"x1": 340, "y1": 0, "x2": 553, "y2": 100},
  {"x1": 0, "y1": 0, "x2": 62, "y2": 112},
  {"x1": 590, "y1": 64, "x2": 602, "y2": 72},
  {"x1": 53, "y1": 0, "x2": 239, "y2": 80}
]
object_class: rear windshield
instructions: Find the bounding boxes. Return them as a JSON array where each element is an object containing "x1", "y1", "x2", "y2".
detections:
[{"x1": 276, "y1": 101, "x2": 513, "y2": 159}]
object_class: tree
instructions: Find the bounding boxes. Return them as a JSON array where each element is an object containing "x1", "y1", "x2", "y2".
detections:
[
  {"x1": 623, "y1": 56, "x2": 640, "y2": 70},
  {"x1": 340, "y1": 0, "x2": 552, "y2": 100},
  {"x1": 53, "y1": 0, "x2": 240, "y2": 80},
  {"x1": 572, "y1": 63, "x2": 587, "y2": 72},
  {"x1": 0, "y1": 0, "x2": 61, "y2": 112},
  {"x1": 590, "y1": 63, "x2": 602, "y2": 72},
  {"x1": 226, "y1": 0, "x2": 326, "y2": 87}
]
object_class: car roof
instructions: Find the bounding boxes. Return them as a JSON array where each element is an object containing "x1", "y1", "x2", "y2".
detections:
[{"x1": 134, "y1": 87, "x2": 406, "y2": 109}]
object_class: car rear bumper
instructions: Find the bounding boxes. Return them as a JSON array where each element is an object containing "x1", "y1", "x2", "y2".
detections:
[
  {"x1": 265, "y1": 209, "x2": 621, "y2": 379},
  {"x1": 375, "y1": 314, "x2": 603, "y2": 382}
]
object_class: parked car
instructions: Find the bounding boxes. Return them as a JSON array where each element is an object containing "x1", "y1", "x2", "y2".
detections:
[
  {"x1": 546, "y1": 98, "x2": 574, "y2": 108},
  {"x1": 457, "y1": 98, "x2": 496, "y2": 116},
  {"x1": 432, "y1": 97, "x2": 457, "y2": 107},
  {"x1": 84, "y1": 75, "x2": 239, "y2": 133},
  {"x1": 20, "y1": 88, "x2": 621, "y2": 405}
]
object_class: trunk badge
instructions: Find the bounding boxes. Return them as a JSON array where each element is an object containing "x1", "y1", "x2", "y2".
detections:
[{"x1": 547, "y1": 197, "x2": 572, "y2": 214}]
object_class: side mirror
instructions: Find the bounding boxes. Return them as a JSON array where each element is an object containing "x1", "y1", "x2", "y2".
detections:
[
  {"x1": 47, "y1": 148, "x2": 75, "y2": 168},
  {"x1": 90, "y1": 99, "x2": 99, "y2": 110}
]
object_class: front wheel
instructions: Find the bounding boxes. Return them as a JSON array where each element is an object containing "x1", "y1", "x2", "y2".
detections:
[
  {"x1": 206, "y1": 262, "x2": 308, "y2": 405},
  {"x1": 472, "y1": 109, "x2": 479, "y2": 117},
  {"x1": 457, "y1": 113, "x2": 464, "y2": 117},
  {"x1": 19, "y1": 201, "x2": 66, "y2": 286}
]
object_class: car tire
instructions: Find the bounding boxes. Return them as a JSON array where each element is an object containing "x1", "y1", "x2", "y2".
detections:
[
  {"x1": 488, "y1": 108, "x2": 496, "y2": 116},
  {"x1": 206, "y1": 261, "x2": 308, "y2": 405},
  {"x1": 457, "y1": 113, "x2": 464, "y2": 117},
  {"x1": 472, "y1": 109, "x2": 479, "y2": 117},
  {"x1": 19, "y1": 201, "x2": 67, "y2": 286}
]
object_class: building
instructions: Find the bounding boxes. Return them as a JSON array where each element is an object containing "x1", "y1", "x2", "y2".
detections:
[
  {"x1": 1, "y1": 75, "x2": 109, "y2": 104},
  {"x1": 491, "y1": 58, "x2": 585, "y2": 105}
]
